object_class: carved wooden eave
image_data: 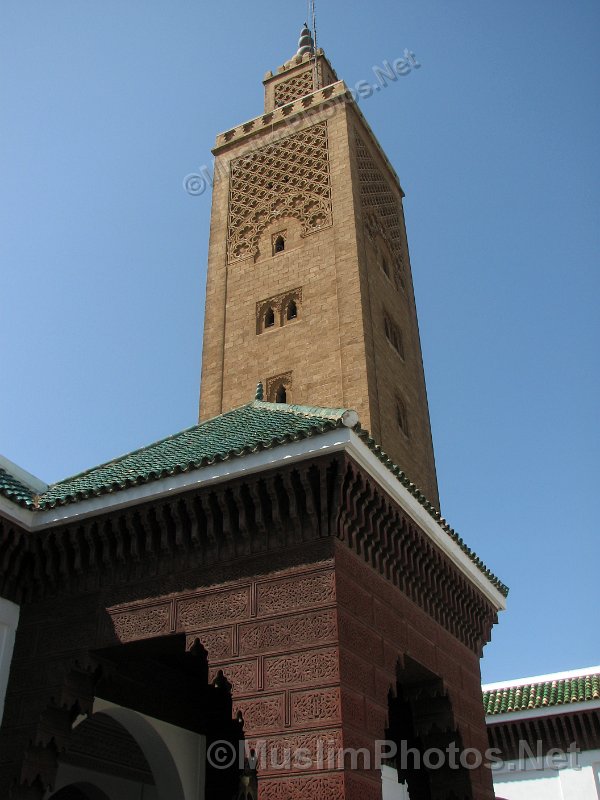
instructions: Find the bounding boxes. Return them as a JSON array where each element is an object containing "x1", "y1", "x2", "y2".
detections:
[{"x1": 0, "y1": 430, "x2": 505, "y2": 654}]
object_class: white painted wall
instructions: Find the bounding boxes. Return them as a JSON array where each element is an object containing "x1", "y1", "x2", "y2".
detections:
[
  {"x1": 492, "y1": 748, "x2": 600, "y2": 799},
  {"x1": 381, "y1": 766, "x2": 410, "y2": 799},
  {"x1": 0, "y1": 597, "x2": 19, "y2": 725}
]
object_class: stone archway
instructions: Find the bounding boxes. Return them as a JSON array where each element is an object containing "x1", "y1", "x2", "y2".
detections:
[
  {"x1": 92, "y1": 702, "x2": 189, "y2": 800},
  {"x1": 47, "y1": 709, "x2": 164, "y2": 800}
]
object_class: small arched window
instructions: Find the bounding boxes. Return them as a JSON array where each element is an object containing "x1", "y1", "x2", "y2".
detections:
[
  {"x1": 286, "y1": 300, "x2": 297, "y2": 320},
  {"x1": 275, "y1": 385, "x2": 287, "y2": 403},
  {"x1": 396, "y1": 397, "x2": 409, "y2": 437},
  {"x1": 381, "y1": 255, "x2": 389, "y2": 277},
  {"x1": 274, "y1": 235, "x2": 285, "y2": 254},
  {"x1": 265, "y1": 307, "x2": 275, "y2": 328}
]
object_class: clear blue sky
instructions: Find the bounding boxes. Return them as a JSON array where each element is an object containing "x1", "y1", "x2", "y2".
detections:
[{"x1": 1, "y1": 1, "x2": 598, "y2": 683}]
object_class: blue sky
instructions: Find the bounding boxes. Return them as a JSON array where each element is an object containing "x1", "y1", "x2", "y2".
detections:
[{"x1": 1, "y1": 1, "x2": 598, "y2": 683}]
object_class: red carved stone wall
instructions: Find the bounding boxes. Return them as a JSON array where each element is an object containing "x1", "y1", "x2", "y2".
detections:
[
  {"x1": 334, "y1": 541, "x2": 495, "y2": 800},
  {"x1": 0, "y1": 457, "x2": 498, "y2": 799},
  {"x1": 108, "y1": 560, "x2": 343, "y2": 798}
]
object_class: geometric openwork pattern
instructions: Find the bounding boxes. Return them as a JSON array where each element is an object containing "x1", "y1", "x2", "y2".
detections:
[
  {"x1": 354, "y1": 129, "x2": 406, "y2": 290},
  {"x1": 274, "y1": 69, "x2": 314, "y2": 107},
  {"x1": 227, "y1": 122, "x2": 332, "y2": 263}
]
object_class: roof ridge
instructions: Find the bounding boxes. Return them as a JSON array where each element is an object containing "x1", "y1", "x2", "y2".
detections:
[
  {"x1": 483, "y1": 666, "x2": 600, "y2": 692},
  {"x1": 482, "y1": 670, "x2": 600, "y2": 715},
  {"x1": 252, "y1": 399, "x2": 350, "y2": 421}
]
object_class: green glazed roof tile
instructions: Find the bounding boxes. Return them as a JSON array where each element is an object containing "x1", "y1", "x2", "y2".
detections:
[
  {"x1": 38, "y1": 401, "x2": 348, "y2": 509},
  {"x1": 483, "y1": 672, "x2": 600, "y2": 715},
  {"x1": 1, "y1": 399, "x2": 507, "y2": 597},
  {"x1": 0, "y1": 468, "x2": 35, "y2": 508}
]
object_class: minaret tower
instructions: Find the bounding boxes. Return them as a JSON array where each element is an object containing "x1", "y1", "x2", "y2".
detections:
[{"x1": 199, "y1": 26, "x2": 440, "y2": 508}]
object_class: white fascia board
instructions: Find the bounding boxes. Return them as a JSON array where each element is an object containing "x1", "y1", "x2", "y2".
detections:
[
  {"x1": 0, "y1": 597, "x2": 19, "y2": 629},
  {"x1": 483, "y1": 665, "x2": 600, "y2": 692},
  {"x1": 0, "y1": 495, "x2": 36, "y2": 529},
  {"x1": 0, "y1": 429, "x2": 505, "y2": 610},
  {"x1": 345, "y1": 430, "x2": 507, "y2": 611},
  {"x1": 486, "y1": 698, "x2": 600, "y2": 725},
  {"x1": 23, "y1": 429, "x2": 353, "y2": 530}
]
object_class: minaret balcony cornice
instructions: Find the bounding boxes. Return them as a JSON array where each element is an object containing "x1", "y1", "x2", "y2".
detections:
[{"x1": 212, "y1": 80, "x2": 347, "y2": 154}]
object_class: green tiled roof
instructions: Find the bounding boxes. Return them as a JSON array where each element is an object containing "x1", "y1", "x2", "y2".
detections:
[
  {"x1": 0, "y1": 468, "x2": 36, "y2": 508},
  {"x1": 483, "y1": 672, "x2": 600, "y2": 715},
  {"x1": 37, "y1": 401, "x2": 350, "y2": 509},
  {"x1": 0, "y1": 399, "x2": 507, "y2": 597}
]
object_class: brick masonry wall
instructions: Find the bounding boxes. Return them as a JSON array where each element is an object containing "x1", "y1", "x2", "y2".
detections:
[
  {"x1": 334, "y1": 541, "x2": 496, "y2": 800},
  {"x1": 199, "y1": 103, "x2": 372, "y2": 429},
  {"x1": 199, "y1": 95, "x2": 440, "y2": 509}
]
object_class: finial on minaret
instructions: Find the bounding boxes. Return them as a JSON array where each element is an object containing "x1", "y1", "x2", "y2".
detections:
[{"x1": 296, "y1": 22, "x2": 314, "y2": 57}]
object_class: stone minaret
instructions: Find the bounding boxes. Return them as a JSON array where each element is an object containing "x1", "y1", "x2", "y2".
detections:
[{"x1": 199, "y1": 26, "x2": 440, "y2": 507}]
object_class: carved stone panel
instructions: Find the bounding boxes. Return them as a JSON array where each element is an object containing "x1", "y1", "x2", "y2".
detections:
[
  {"x1": 291, "y1": 687, "x2": 342, "y2": 727},
  {"x1": 111, "y1": 603, "x2": 171, "y2": 643},
  {"x1": 187, "y1": 627, "x2": 233, "y2": 660},
  {"x1": 264, "y1": 647, "x2": 339, "y2": 690},
  {"x1": 245, "y1": 729, "x2": 343, "y2": 776},
  {"x1": 257, "y1": 571, "x2": 335, "y2": 616},
  {"x1": 234, "y1": 694, "x2": 284, "y2": 733},
  {"x1": 176, "y1": 587, "x2": 250, "y2": 629},
  {"x1": 239, "y1": 609, "x2": 337, "y2": 656},
  {"x1": 259, "y1": 773, "x2": 345, "y2": 800},
  {"x1": 209, "y1": 659, "x2": 258, "y2": 695}
]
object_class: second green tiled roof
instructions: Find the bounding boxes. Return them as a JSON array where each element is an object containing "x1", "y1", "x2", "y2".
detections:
[{"x1": 483, "y1": 672, "x2": 600, "y2": 715}]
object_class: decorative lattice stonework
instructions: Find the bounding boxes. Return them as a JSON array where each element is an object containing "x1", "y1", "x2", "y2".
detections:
[
  {"x1": 354, "y1": 130, "x2": 406, "y2": 290},
  {"x1": 274, "y1": 69, "x2": 315, "y2": 107},
  {"x1": 227, "y1": 122, "x2": 332, "y2": 263},
  {"x1": 257, "y1": 288, "x2": 302, "y2": 334}
]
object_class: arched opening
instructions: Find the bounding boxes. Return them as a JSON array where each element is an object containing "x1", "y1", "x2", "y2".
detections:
[
  {"x1": 49, "y1": 706, "x2": 189, "y2": 800},
  {"x1": 396, "y1": 397, "x2": 409, "y2": 437},
  {"x1": 264, "y1": 307, "x2": 275, "y2": 328},
  {"x1": 275, "y1": 385, "x2": 287, "y2": 403},
  {"x1": 286, "y1": 299, "x2": 297, "y2": 320},
  {"x1": 381, "y1": 255, "x2": 390, "y2": 277},
  {"x1": 386, "y1": 656, "x2": 474, "y2": 800},
  {"x1": 273, "y1": 235, "x2": 285, "y2": 254}
]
